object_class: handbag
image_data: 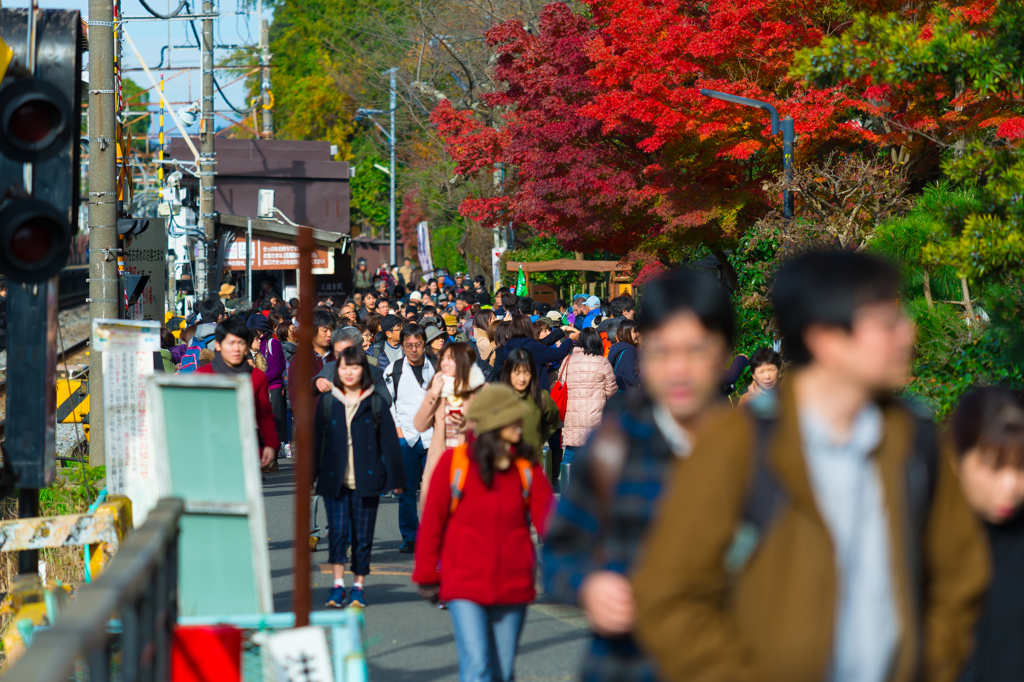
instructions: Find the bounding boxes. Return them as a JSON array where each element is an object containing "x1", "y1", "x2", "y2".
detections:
[{"x1": 551, "y1": 355, "x2": 571, "y2": 420}]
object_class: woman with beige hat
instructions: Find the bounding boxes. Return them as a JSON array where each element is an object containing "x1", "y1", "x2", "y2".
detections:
[{"x1": 413, "y1": 383, "x2": 554, "y2": 682}]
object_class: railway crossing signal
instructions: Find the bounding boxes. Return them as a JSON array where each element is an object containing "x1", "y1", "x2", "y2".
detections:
[{"x1": 0, "y1": 9, "x2": 81, "y2": 284}]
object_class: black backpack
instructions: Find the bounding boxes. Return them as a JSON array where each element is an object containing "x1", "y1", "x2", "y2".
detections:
[
  {"x1": 390, "y1": 355, "x2": 438, "y2": 396},
  {"x1": 726, "y1": 397, "x2": 938, "y2": 575}
]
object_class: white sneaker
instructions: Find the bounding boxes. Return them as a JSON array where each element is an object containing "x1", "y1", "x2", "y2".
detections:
[{"x1": 281, "y1": 443, "x2": 292, "y2": 459}]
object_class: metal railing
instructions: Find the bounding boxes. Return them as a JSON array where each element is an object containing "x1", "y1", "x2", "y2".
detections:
[{"x1": 4, "y1": 498, "x2": 184, "y2": 682}]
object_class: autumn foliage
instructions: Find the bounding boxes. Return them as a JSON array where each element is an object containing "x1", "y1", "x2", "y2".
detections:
[{"x1": 432, "y1": 0, "x2": 1017, "y2": 267}]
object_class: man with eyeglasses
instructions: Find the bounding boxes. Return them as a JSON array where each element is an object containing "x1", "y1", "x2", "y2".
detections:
[{"x1": 382, "y1": 324, "x2": 438, "y2": 554}]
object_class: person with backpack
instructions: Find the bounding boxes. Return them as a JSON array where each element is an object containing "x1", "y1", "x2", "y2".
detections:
[
  {"x1": 607, "y1": 319, "x2": 640, "y2": 393},
  {"x1": 414, "y1": 342, "x2": 487, "y2": 513},
  {"x1": 367, "y1": 314, "x2": 404, "y2": 369},
  {"x1": 315, "y1": 344, "x2": 405, "y2": 609},
  {"x1": 383, "y1": 323, "x2": 438, "y2": 554},
  {"x1": 542, "y1": 268, "x2": 742, "y2": 681},
  {"x1": 632, "y1": 251, "x2": 989, "y2": 682},
  {"x1": 413, "y1": 382, "x2": 554, "y2": 682},
  {"x1": 178, "y1": 297, "x2": 227, "y2": 373}
]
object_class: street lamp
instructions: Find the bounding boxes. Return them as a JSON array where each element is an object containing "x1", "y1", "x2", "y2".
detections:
[
  {"x1": 355, "y1": 66, "x2": 399, "y2": 266},
  {"x1": 699, "y1": 89, "x2": 795, "y2": 219}
]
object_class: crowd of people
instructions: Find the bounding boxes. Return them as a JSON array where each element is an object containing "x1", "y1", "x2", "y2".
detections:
[{"x1": 161, "y1": 251, "x2": 1024, "y2": 682}]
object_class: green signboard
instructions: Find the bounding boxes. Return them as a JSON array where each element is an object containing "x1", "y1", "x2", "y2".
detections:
[{"x1": 148, "y1": 374, "x2": 273, "y2": 616}]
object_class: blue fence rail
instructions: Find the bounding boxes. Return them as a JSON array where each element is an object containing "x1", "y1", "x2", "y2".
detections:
[{"x1": 4, "y1": 498, "x2": 183, "y2": 682}]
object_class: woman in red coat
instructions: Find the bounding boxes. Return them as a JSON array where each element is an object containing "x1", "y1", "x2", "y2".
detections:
[{"x1": 413, "y1": 383, "x2": 554, "y2": 682}]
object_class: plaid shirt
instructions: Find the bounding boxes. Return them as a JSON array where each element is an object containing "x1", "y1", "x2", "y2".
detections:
[{"x1": 542, "y1": 392, "x2": 677, "y2": 682}]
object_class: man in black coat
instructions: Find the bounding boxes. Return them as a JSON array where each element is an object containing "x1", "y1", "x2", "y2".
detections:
[{"x1": 314, "y1": 327, "x2": 391, "y2": 407}]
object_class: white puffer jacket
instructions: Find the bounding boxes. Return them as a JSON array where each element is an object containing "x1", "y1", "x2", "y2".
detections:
[{"x1": 560, "y1": 347, "x2": 617, "y2": 447}]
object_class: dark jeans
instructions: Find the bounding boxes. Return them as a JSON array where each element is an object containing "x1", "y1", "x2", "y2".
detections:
[
  {"x1": 398, "y1": 438, "x2": 427, "y2": 543},
  {"x1": 447, "y1": 601, "x2": 527, "y2": 682},
  {"x1": 269, "y1": 386, "x2": 287, "y2": 445},
  {"x1": 324, "y1": 488, "x2": 380, "y2": 575},
  {"x1": 548, "y1": 430, "x2": 563, "y2": 487}
]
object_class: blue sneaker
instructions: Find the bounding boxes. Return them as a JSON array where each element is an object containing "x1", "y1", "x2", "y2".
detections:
[
  {"x1": 326, "y1": 586, "x2": 347, "y2": 608},
  {"x1": 349, "y1": 586, "x2": 366, "y2": 608}
]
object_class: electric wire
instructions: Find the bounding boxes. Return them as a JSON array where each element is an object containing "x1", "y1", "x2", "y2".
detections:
[
  {"x1": 186, "y1": 15, "x2": 252, "y2": 115},
  {"x1": 138, "y1": 0, "x2": 189, "y2": 19}
]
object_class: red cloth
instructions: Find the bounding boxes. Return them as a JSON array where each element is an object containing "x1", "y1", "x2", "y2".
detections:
[
  {"x1": 172, "y1": 625, "x2": 242, "y2": 682},
  {"x1": 196, "y1": 364, "x2": 281, "y2": 451},
  {"x1": 412, "y1": 442, "x2": 554, "y2": 606}
]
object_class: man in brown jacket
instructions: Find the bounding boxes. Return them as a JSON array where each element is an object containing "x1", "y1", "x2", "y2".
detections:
[{"x1": 633, "y1": 250, "x2": 990, "y2": 682}]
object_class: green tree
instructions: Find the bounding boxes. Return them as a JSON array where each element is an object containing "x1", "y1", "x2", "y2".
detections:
[
  {"x1": 499, "y1": 237, "x2": 583, "y2": 295},
  {"x1": 350, "y1": 153, "x2": 391, "y2": 237},
  {"x1": 431, "y1": 223, "x2": 467, "y2": 274}
]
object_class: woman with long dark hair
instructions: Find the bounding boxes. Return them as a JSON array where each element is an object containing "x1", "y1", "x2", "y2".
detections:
[
  {"x1": 314, "y1": 345, "x2": 406, "y2": 609},
  {"x1": 415, "y1": 342, "x2": 487, "y2": 509},
  {"x1": 414, "y1": 383, "x2": 554, "y2": 682},
  {"x1": 500, "y1": 348, "x2": 560, "y2": 453},
  {"x1": 473, "y1": 309, "x2": 497, "y2": 371},
  {"x1": 608, "y1": 318, "x2": 641, "y2": 393}
]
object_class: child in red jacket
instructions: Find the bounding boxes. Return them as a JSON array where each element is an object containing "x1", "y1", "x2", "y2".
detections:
[{"x1": 413, "y1": 383, "x2": 554, "y2": 682}]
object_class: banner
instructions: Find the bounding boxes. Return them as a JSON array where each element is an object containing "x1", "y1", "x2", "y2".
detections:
[
  {"x1": 417, "y1": 220, "x2": 434, "y2": 272},
  {"x1": 515, "y1": 265, "x2": 528, "y2": 296},
  {"x1": 491, "y1": 247, "x2": 507, "y2": 291}
]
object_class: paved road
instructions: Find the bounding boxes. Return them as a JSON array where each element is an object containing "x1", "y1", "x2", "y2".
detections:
[{"x1": 263, "y1": 459, "x2": 590, "y2": 681}]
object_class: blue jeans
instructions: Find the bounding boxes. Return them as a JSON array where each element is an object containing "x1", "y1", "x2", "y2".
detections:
[
  {"x1": 562, "y1": 446, "x2": 581, "y2": 464},
  {"x1": 447, "y1": 601, "x2": 527, "y2": 682},
  {"x1": 398, "y1": 438, "x2": 427, "y2": 543}
]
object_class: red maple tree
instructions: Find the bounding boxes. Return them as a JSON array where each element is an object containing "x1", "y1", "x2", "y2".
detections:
[{"x1": 432, "y1": 0, "x2": 1009, "y2": 276}]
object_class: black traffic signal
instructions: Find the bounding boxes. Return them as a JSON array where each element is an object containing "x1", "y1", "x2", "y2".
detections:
[{"x1": 0, "y1": 9, "x2": 81, "y2": 283}]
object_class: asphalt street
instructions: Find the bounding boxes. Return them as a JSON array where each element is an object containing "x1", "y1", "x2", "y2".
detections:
[{"x1": 263, "y1": 459, "x2": 590, "y2": 681}]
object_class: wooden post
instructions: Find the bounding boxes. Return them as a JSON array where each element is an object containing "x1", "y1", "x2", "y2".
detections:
[{"x1": 292, "y1": 226, "x2": 314, "y2": 626}]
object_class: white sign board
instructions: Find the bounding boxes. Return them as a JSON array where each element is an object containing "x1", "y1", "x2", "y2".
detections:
[
  {"x1": 266, "y1": 627, "x2": 335, "y2": 682},
  {"x1": 492, "y1": 247, "x2": 507, "y2": 290},
  {"x1": 93, "y1": 319, "x2": 162, "y2": 527}
]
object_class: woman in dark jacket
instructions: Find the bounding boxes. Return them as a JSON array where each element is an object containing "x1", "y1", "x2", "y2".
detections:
[
  {"x1": 950, "y1": 387, "x2": 1024, "y2": 682},
  {"x1": 314, "y1": 345, "x2": 406, "y2": 609},
  {"x1": 607, "y1": 319, "x2": 640, "y2": 392},
  {"x1": 501, "y1": 315, "x2": 575, "y2": 389}
]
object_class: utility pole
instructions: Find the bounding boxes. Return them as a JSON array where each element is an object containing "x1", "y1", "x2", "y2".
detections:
[
  {"x1": 197, "y1": 0, "x2": 216, "y2": 298},
  {"x1": 88, "y1": 0, "x2": 119, "y2": 467},
  {"x1": 260, "y1": 19, "x2": 272, "y2": 138},
  {"x1": 388, "y1": 67, "x2": 396, "y2": 266}
]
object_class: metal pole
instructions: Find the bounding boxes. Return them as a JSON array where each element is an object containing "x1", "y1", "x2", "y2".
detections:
[
  {"x1": 158, "y1": 73, "x2": 164, "y2": 187},
  {"x1": 88, "y1": 0, "x2": 119, "y2": 467},
  {"x1": 388, "y1": 67, "x2": 396, "y2": 266},
  {"x1": 781, "y1": 117, "x2": 795, "y2": 220},
  {"x1": 246, "y1": 217, "x2": 253, "y2": 300},
  {"x1": 260, "y1": 19, "x2": 272, "y2": 138},
  {"x1": 292, "y1": 226, "x2": 314, "y2": 627},
  {"x1": 197, "y1": 0, "x2": 216, "y2": 298}
]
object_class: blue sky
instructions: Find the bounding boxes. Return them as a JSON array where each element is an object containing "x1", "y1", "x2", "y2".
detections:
[{"x1": 42, "y1": 0, "x2": 273, "y2": 138}]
